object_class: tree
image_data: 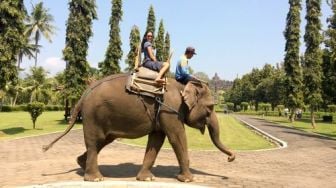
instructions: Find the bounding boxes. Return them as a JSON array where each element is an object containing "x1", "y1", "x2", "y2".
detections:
[
  {"x1": 155, "y1": 19, "x2": 165, "y2": 61},
  {"x1": 283, "y1": 0, "x2": 304, "y2": 122},
  {"x1": 125, "y1": 25, "x2": 140, "y2": 72},
  {"x1": 323, "y1": 1, "x2": 336, "y2": 105},
  {"x1": 99, "y1": 0, "x2": 123, "y2": 76},
  {"x1": 145, "y1": 5, "x2": 156, "y2": 48},
  {"x1": 27, "y1": 102, "x2": 44, "y2": 129},
  {"x1": 193, "y1": 72, "x2": 210, "y2": 82},
  {"x1": 25, "y1": 66, "x2": 49, "y2": 103},
  {"x1": 146, "y1": 5, "x2": 156, "y2": 35},
  {"x1": 63, "y1": 0, "x2": 97, "y2": 102},
  {"x1": 226, "y1": 78, "x2": 243, "y2": 109},
  {"x1": 17, "y1": 35, "x2": 39, "y2": 70},
  {"x1": 163, "y1": 32, "x2": 171, "y2": 61},
  {"x1": 25, "y1": 2, "x2": 55, "y2": 67},
  {"x1": 0, "y1": 0, "x2": 26, "y2": 90},
  {"x1": 303, "y1": 0, "x2": 323, "y2": 128}
]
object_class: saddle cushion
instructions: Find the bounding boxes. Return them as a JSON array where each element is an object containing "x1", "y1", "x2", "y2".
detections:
[
  {"x1": 136, "y1": 67, "x2": 159, "y2": 80},
  {"x1": 125, "y1": 72, "x2": 165, "y2": 98}
]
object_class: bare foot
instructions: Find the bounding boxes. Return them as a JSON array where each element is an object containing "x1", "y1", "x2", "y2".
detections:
[{"x1": 155, "y1": 78, "x2": 165, "y2": 84}]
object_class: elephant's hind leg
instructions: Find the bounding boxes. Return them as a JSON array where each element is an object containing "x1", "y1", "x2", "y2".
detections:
[
  {"x1": 137, "y1": 131, "x2": 165, "y2": 181},
  {"x1": 83, "y1": 134, "x2": 115, "y2": 181},
  {"x1": 77, "y1": 135, "x2": 115, "y2": 171}
]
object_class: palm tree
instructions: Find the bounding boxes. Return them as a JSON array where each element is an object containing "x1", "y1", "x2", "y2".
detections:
[
  {"x1": 17, "y1": 36, "x2": 40, "y2": 71},
  {"x1": 25, "y1": 66, "x2": 49, "y2": 103},
  {"x1": 25, "y1": 2, "x2": 55, "y2": 67}
]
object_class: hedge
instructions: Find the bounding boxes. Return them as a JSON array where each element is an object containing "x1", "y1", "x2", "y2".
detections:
[{"x1": 0, "y1": 105, "x2": 64, "y2": 112}]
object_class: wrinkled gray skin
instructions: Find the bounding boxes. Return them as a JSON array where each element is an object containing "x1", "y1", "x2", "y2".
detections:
[{"x1": 43, "y1": 74, "x2": 235, "y2": 182}]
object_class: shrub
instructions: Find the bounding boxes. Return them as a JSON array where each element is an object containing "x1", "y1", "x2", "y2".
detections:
[
  {"x1": 0, "y1": 104, "x2": 63, "y2": 112},
  {"x1": 241, "y1": 102, "x2": 248, "y2": 111},
  {"x1": 226, "y1": 102, "x2": 234, "y2": 111},
  {"x1": 276, "y1": 105, "x2": 285, "y2": 116},
  {"x1": 44, "y1": 105, "x2": 64, "y2": 111},
  {"x1": 259, "y1": 103, "x2": 272, "y2": 116},
  {"x1": 27, "y1": 102, "x2": 45, "y2": 129},
  {"x1": 328, "y1": 105, "x2": 336, "y2": 113},
  {"x1": 0, "y1": 105, "x2": 11, "y2": 112}
]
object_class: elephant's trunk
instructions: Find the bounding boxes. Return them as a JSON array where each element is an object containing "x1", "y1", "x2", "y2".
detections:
[{"x1": 207, "y1": 112, "x2": 235, "y2": 162}]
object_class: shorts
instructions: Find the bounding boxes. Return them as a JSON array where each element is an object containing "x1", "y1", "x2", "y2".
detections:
[
  {"x1": 176, "y1": 77, "x2": 191, "y2": 85},
  {"x1": 142, "y1": 60, "x2": 163, "y2": 72}
]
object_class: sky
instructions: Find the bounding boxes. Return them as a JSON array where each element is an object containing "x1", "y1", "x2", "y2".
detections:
[{"x1": 21, "y1": 0, "x2": 333, "y2": 81}]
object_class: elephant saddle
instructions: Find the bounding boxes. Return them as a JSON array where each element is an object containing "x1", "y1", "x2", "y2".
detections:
[{"x1": 126, "y1": 67, "x2": 166, "y2": 98}]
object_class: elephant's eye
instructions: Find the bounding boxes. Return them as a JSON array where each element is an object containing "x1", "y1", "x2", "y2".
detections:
[
  {"x1": 206, "y1": 108, "x2": 212, "y2": 116},
  {"x1": 206, "y1": 105, "x2": 214, "y2": 114}
]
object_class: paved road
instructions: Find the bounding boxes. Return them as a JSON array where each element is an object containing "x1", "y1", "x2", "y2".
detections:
[{"x1": 1, "y1": 115, "x2": 336, "y2": 188}]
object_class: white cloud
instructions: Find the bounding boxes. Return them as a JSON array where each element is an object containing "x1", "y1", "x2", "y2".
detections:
[{"x1": 43, "y1": 57, "x2": 65, "y2": 76}]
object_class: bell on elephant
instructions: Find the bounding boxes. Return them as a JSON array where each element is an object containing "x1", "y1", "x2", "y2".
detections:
[{"x1": 43, "y1": 74, "x2": 235, "y2": 182}]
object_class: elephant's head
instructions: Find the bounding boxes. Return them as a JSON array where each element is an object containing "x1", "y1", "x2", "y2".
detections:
[
  {"x1": 182, "y1": 81, "x2": 235, "y2": 162},
  {"x1": 182, "y1": 82, "x2": 214, "y2": 133}
]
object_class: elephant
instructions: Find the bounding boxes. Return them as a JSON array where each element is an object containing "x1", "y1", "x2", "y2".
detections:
[{"x1": 43, "y1": 73, "x2": 235, "y2": 182}]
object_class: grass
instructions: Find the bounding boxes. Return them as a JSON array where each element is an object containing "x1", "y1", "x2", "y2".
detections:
[
  {"x1": 256, "y1": 115, "x2": 336, "y2": 139},
  {"x1": 0, "y1": 111, "x2": 82, "y2": 140},
  {"x1": 121, "y1": 113, "x2": 276, "y2": 150},
  {"x1": 0, "y1": 111, "x2": 276, "y2": 150}
]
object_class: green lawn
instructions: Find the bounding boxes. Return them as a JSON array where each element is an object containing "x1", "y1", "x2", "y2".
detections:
[
  {"x1": 0, "y1": 111, "x2": 275, "y2": 150},
  {"x1": 121, "y1": 114, "x2": 276, "y2": 150},
  {"x1": 0, "y1": 111, "x2": 81, "y2": 140},
  {"x1": 260, "y1": 115, "x2": 336, "y2": 139}
]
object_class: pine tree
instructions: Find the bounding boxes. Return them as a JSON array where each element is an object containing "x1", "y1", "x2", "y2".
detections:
[
  {"x1": 145, "y1": 5, "x2": 156, "y2": 48},
  {"x1": 63, "y1": 0, "x2": 97, "y2": 101},
  {"x1": 163, "y1": 32, "x2": 171, "y2": 61},
  {"x1": 323, "y1": 1, "x2": 336, "y2": 105},
  {"x1": 0, "y1": 0, "x2": 26, "y2": 90},
  {"x1": 303, "y1": 0, "x2": 323, "y2": 128},
  {"x1": 125, "y1": 25, "x2": 140, "y2": 72},
  {"x1": 283, "y1": 0, "x2": 304, "y2": 122},
  {"x1": 99, "y1": 0, "x2": 123, "y2": 76},
  {"x1": 146, "y1": 5, "x2": 156, "y2": 35},
  {"x1": 155, "y1": 19, "x2": 165, "y2": 61}
]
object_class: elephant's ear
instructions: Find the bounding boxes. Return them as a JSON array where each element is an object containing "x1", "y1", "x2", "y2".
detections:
[{"x1": 182, "y1": 82, "x2": 199, "y2": 110}]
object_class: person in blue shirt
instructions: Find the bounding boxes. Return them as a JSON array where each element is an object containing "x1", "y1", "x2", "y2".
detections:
[
  {"x1": 175, "y1": 47, "x2": 199, "y2": 84},
  {"x1": 140, "y1": 31, "x2": 171, "y2": 84}
]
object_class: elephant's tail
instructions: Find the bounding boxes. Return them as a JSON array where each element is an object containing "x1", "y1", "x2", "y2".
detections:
[{"x1": 42, "y1": 96, "x2": 84, "y2": 152}]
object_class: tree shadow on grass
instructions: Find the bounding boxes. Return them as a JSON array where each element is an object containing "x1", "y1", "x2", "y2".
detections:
[
  {"x1": 283, "y1": 130, "x2": 336, "y2": 141},
  {"x1": 56, "y1": 119, "x2": 68, "y2": 125},
  {"x1": 55, "y1": 119, "x2": 83, "y2": 125},
  {"x1": 0, "y1": 127, "x2": 28, "y2": 135}
]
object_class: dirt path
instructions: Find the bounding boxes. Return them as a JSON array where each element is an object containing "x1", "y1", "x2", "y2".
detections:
[{"x1": 1, "y1": 115, "x2": 336, "y2": 187}]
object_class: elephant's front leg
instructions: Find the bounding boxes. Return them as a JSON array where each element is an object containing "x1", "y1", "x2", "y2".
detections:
[
  {"x1": 137, "y1": 131, "x2": 165, "y2": 181},
  {"x1": 165, "y1": 123, "x2": 193, "y2": 182}
]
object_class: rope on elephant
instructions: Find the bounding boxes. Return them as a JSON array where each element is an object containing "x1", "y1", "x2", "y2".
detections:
[
  {"x1": 138, "y1": 95, "x2": 155, "y2": 123},
  {"x1": 155, "y1": 97, "x2": 179, "y2": 114}
]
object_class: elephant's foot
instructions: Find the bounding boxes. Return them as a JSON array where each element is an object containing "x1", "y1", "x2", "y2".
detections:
[
  {"x1": 228, "y1": 154, "x2": 236, "y2": 162},
  {"x1": 84, "y1": 172, "x2": 104, "y2": 182},
  {"x1": 77, "y1": 154, "x2": 86, "y2": 170},
  {"x1": 136, "y1": 170, "x2": 155, "y2": 181},
  {"x1": 177, "y1": 172, "x2": 194, "y2": 182}
]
